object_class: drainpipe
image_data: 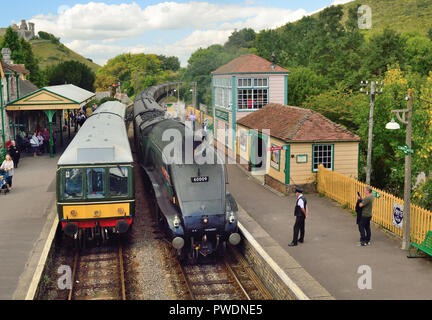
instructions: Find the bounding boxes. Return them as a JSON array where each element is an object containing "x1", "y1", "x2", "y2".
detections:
[{"x1": 16, "y1": 73, "x2": 20, "y2": 100}]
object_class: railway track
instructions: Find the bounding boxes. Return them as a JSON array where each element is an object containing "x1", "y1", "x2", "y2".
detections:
[
  {"x1": 68, "y1": 242, "x2": 126, "y2": 300},
  {"x1": 178, "y1": 246, "x2": 273, "y2": 300}
]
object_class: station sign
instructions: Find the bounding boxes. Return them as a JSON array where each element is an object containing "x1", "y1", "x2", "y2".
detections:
[{"x1": 215, "y1": 109, "x2": 229, "y2": 122}]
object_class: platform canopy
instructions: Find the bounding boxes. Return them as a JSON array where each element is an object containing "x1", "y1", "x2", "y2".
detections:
[{"x1": 6, "y1": 84, "x2": 95, "y2": 111}]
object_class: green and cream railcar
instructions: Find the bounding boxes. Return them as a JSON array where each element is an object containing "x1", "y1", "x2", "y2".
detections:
[{"x1": 56, "y1": 101, "x2": 135, "y2": 239}]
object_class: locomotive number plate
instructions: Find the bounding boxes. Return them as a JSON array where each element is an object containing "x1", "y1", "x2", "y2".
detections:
[{"x1": 191, "y1": 176, "x2": 209, "y2": 183}]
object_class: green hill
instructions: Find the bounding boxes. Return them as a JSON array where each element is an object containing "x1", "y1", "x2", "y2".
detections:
[
  {"x1": 337, "y1": 0, "x2": 431, "y2": 35},
  {"x1": 30, "y1": 39, "x2": 100, "y2": 72}
]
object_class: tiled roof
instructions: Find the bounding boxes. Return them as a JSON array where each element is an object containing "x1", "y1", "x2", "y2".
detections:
[
  {"x1": 237, "y1": 104, "x2": 360, "y2": 142},
  {"x1": 1, "y1": 61, "x2": 29, "y2": 75},
  {"x1": 211, "y1": 54, "x2": 290, "y2": 74}
]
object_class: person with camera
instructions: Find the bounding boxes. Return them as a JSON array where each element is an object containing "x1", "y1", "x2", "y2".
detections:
[{"x1": 358, "y1": 187, "x2": 374, "y2": 246}]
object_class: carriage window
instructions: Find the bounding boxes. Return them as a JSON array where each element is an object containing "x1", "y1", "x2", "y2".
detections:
[
  {"x1": 109, "y1": 167, "x2": 129, "y2": 197},
  {"x1": 64, "y1": 169, "x2": 83, "y2": 199},
  {"x1": 87, "y1": 168, "x2": 105, "y2": 199}
]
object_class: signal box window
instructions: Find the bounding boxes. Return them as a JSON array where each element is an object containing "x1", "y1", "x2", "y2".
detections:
[
  {"x1": 64, "y1": 169, "x2": 83, "y2": 199},
  {"x1": 109, "y1": 167, "x2": 129, "y2": 197},
  {"x1": 87, "y1": 168, "x2": 105, "y2": 199}
]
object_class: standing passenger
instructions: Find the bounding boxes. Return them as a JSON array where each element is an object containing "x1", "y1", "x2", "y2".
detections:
[
  {"x1": 8, "y1": 140, "x2": 20, "y2": 168},
  {"x1": 358, "y1": 187, "x2": 374, "y2": 246}
]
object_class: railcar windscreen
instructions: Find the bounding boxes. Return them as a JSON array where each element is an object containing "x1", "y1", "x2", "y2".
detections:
[
  {"x1": 87, "y1": 168, "x2": 105, "y2": 199},
  {"x1": 64, "y1": 168, "x2": 84, "y2": 199},
  {"x1": 109, "y1": 167, "x2": 129, "y2": 197}
]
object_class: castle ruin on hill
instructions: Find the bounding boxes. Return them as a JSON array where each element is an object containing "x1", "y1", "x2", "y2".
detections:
[{"x1": 0, "y1": 19, "x2": 35, "y2": 41}]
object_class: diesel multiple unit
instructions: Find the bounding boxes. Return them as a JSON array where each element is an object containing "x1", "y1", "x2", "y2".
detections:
[{"x1": 56, "y1": 101, "x2": 135, "y2": 241}]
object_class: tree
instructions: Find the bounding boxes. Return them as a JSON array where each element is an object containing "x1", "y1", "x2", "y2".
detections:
[
  {"x1": 361, "y1": 28, "x2": 406, "y2": 77},
  {"x1": 225, "y1": 28, "x2": 256, "y2": 49},
  {"x1": 403, "y1": 34, "x2": 432, "y2": 76},
  {"x1": 0, "y1": 27, "x2": 24, "y2": 63},
  {"x1": 287, "y1": 67, "x2": 329, "y2": 106},
  {"x1": 20, "y1": 38, "x2": 45, "y2": 87},
  {"x1": 46, "y1": 61, "x2": 95, "y2": 91}
]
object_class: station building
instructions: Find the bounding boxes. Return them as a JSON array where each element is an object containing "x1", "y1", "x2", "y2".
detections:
[
  {"x1": 211, "y1": 54, "x2": 360, "y2": 193},
  {"x1": 236, "y1": 104, "x2": 360, "y2": 194},
  {"x1": 211, "y1": 54, "x2": 290, "y2": 153}
]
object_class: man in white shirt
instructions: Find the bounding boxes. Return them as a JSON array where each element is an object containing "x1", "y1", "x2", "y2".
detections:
[{"x1": 289, "y1": 187, "x2": 308, "y2": 247}]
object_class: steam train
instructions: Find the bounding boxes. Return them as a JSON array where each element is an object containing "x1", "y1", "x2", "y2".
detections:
[
  {"x1": 133, "y1": 83, "x2": 241, "y2": 262},
  {"x1": 57, "y1": 101, "x2": 135, "y2": 244}
]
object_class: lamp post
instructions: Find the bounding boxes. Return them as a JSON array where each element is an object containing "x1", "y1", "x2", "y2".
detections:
[{"x1": 385, "y1": 89, "x2": 413, "y2": 250}]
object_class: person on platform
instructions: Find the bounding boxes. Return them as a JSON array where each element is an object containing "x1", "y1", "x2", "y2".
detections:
[
  {"x1": 289, "y1": 187, "x2": 309, "y2": 247},
  {"x1": 1, "y1": 154, "x2": 14, "y2": 188},
  {"x1": 30, "y1": 131, "x2": 40, "y2": 157},
  {"x1": 37, "y1": 131, "x2": 44, "y2": 154},
  {"x1": 42, "y1": 128, "x2": 50, "y2": 153},
  {"x1": 8, "y1": 140, "x2": 20, "y2": 168},
  {"x1": 358, "y1": 187, "x2": 374, "y2": 246}
]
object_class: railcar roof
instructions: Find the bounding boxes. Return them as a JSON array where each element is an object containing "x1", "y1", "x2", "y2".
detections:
[{"x1": 58, "y1": 101, "x2": 133, "y2": 165}]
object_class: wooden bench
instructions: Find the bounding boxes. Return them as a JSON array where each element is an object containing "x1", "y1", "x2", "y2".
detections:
[{"x1": 408, "y1": 231, "x2": 432, "y2": 258}]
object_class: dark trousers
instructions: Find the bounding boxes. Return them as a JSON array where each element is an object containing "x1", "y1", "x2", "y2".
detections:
[
  {"x1": 359, "y1": 216, "x2": 372, "y2": 243},
  {"x1": 6, "y1": 176, "x2": 12, "y2": 188},
  {"x1": 292, "y1": 215, "x2": 305, "y2": 244}
]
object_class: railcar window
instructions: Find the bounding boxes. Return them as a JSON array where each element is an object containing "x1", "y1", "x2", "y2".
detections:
[
  {"x1": 87, "y1": 168, "x2": 105, "y2": 199},
  {"x1": 109, "y1": 167, "x2": 129, "y2": 197},
  {"x1": 64, "y1": 169, "x2": 83, "y2": 199}
]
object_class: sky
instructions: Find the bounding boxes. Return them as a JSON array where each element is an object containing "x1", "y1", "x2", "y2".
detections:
[{"x1": 0, "y1": 0, "x2": 354, "y2": 67}]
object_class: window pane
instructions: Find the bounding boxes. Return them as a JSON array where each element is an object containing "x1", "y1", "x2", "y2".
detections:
[
  {"x1": 64, "y1": 169, "x2": 83, "y2": 199},
  {"x1": 109, "y1": 167, "x2": 129, "y2": 197},
  {"x1": 87, "y1": 168, "x2": 105, "y2": 199},
  {"x1": 313, "y1": 145, "x2": 333, "y2": 170}
]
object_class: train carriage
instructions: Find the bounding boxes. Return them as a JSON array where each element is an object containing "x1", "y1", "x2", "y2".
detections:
[{"x1": 57, "y1": 101, "x2": 135, "y2": 241}]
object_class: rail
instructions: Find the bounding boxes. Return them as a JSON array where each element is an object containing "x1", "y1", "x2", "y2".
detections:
[{"x1": 68, "y1": 241, "x2": 126, "y2": 300}]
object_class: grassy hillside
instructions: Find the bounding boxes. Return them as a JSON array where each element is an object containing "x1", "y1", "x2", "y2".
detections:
[
  {"x1": 30, "y1": 39, "x2": 100, "y2": 72},
  {"x1": 339, "y1": 0, "x2": 432, "y2": 35}
]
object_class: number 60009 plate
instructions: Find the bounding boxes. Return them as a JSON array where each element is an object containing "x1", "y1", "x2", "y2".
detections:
[{"x1": 191, "y1": 176, "x2": 209, "y2": 183}]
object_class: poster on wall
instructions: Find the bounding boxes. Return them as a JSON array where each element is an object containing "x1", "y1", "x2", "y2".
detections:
[
  {"x1": 270, "y1": 145, "x2": 280, "y2": 170},
  {"x1": 392, "y1": 202, "x2": 404, "y2": 229}
]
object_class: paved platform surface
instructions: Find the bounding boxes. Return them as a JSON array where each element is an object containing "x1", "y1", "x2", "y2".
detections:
[
  {"x1": 227, "y1": 164, "x2": 432, "y2": 300},
  {"x1": 0, "y1": 152, "x2": 60, "y2": 300}
]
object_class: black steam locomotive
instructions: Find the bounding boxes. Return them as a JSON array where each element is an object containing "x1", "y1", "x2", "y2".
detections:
[{"x1": 133, "y1": 83, "x2": 240, "y2": 262}]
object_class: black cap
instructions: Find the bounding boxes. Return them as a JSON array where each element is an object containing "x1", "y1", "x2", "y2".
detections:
[{"x1": 295, "y1": 187, "x2": 303, "y2": 194}]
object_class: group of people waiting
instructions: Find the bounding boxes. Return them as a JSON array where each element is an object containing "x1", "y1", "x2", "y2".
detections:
[{"x1": 27, "y1": 129, "x2": 56, "y2": 157}]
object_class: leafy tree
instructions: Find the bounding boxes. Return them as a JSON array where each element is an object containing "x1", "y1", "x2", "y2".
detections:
[
  {"x1": 287, "y1": 67, "x2": 329, "y2": 106},
  {"x1": 157, "y1": 55, "x2": 180, "y2": 71},
  {"x1": 361, "y1": 28, "x2": 406, "y2": 77},
  {"x1": 20, "y1": 38, "x2": 45, "y2": 87},
  {"x1": 403, "y1": 34, "x2": 432, "y2": 76},
  {"x1": 225, "y1": 28, "x2": 256, "y2": 49},
  {"x1": 38, "y1": 31, "x2": 60, "y2": 45},
  {"x1": 0, "y1": 27, "x2": 24, "y2": 63},
  {"x1": 46, "y1": 61, "x2": 95, "y2": 91}
]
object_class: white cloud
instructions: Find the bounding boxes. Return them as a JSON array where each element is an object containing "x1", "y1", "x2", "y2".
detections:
[{"x1": 30, "y1": 1, "x2": 313, "y2": 66}]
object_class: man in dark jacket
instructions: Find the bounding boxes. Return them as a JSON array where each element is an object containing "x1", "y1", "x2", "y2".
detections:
[
  {"x1": 359, "y1": 187, "x2": 374, "y2": 246},
  {"x1": 289, "y1": 188, "x2": 308, "y2": 247},
  {"x1": 8, "y1": 140, "x2": 20, "y2": 168}
]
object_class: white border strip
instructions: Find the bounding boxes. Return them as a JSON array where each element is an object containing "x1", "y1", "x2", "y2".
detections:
[
  {"x1": 25, "y1": 215, "x2": 59, "y2": 300},
  {"x1": 238, "y1": 221, "x2": 310, "y2": 300}
]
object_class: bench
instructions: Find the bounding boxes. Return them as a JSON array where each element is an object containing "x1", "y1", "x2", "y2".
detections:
[{"x1": 408, "y1": 231, "x2": 432, "y2": 258}]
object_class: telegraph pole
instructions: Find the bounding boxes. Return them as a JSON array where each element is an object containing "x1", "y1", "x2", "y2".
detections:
[{"x1": 360, "y1": 80, "x2": 383, "y2": 185}]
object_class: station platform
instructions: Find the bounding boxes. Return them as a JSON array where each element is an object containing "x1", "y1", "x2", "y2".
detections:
[
  {"x1": 227, "y1": 163, "x2": 432, "y2": 299},
  {"x1": 0, "y1": 151, "x2": 60, "y2": 300}
]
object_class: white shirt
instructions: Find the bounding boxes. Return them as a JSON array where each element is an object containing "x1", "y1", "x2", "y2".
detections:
[{"x1": 297, "y1": 194, "x2": 305, "y2": 209}]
